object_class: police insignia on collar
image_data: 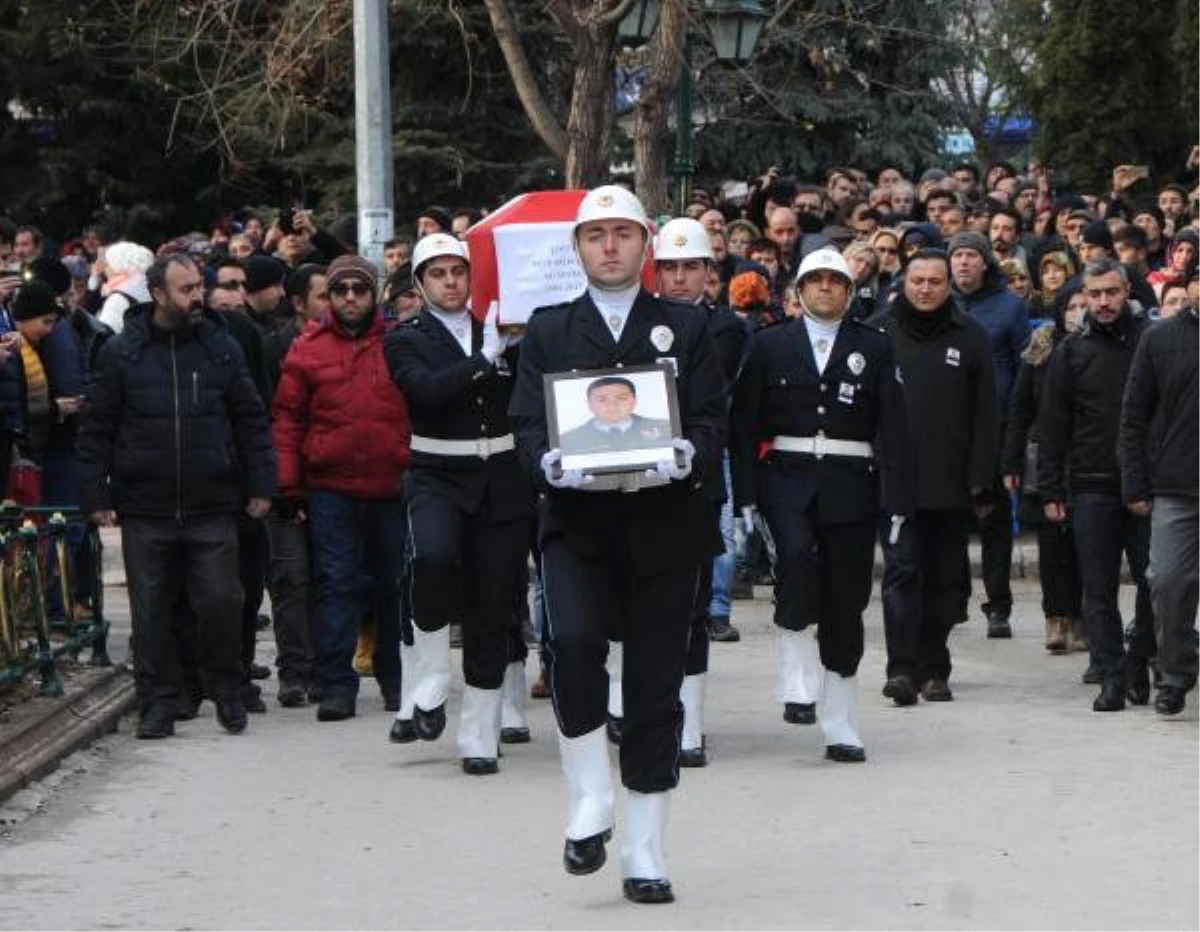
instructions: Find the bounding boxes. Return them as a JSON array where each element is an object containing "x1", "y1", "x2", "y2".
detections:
[
  {"x1": 650, "y1": 325, "x2": 675, "y2": 352},
  {"x1": 848, "y1": 352, "x2": 866, "y2": 375}
]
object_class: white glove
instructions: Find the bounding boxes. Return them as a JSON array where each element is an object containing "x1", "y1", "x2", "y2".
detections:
[
  {"x1": 541, "y1": 448, "x2": 593, "y2": 490},
  {"x1": 481, "y1": 301, "x2": 508, "y2": 363},
  {"x1": 741, "y1": 505, "x2": 758, "y2": 533},
  {"x1": 888, "y1": 514, "x2": 906, "y2": 546},
  {"x1": 644, "y1": 438, "x2": 695, "y2": 482}
]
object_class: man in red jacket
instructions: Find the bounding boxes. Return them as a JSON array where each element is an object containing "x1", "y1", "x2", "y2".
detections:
[{"x1": 272, "y1": 255, "x2": 412, "y2": 721}]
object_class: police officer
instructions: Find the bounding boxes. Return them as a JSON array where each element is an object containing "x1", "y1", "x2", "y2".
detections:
[
  {"x1": 384, "y1": 233, "x2": 534, "y2": 774},
  {"x1": 510, "y1": 187, "x2": 726, "y2": 904},
  {"x1": 604, "y1": 216, "x2": 744, "y2": 769},
  {"x1": 731, "y1": 248, "x2": 911, "y2": 763}
]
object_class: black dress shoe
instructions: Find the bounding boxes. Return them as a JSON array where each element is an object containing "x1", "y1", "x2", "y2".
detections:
[
  {"x1": 380, "y1": 685, "x2": 401, "y2": 713},
  {"x1": 730, "y1": 578, "x2": 755, "y2": 600},
  {"x1": 563, "y1": 829, "x2": 611, "y2": 875},
  {"x1": 986, "y1": 611, "x2": 1012, "y2": 639},
  {"x1": 174, "y1": 696, "x2": 201, "y2": 721},
  {"x1": 882, "y1": 675, "x2": 918, "y2": 707},
  {"x1": 707, "y1": 615, "x2": 741, "y2": 642},
  {"x1": 241, "y1": 683, "x2": 268, "y2": 714},
  {"x1": 277, "y1": 681, "x2": 308, "y2": 708},
  {"x1": 137, "y1": 705, "x2": 176, "y2": 739},
  {"x1": 921, "y1": 679, "x2": 953, "y2": 702},
  {"x1": 1124, "y1": 656, "x2": 1151, "y2": 705},
  {"x1": 389, "y1": 718, "x2": 417, "y2": 743},
  {"x1": 461, "y1": 757, "x2": 499, "y2": 775},
  {"x1": 1093, "y1": 679, "x2": 1126, "y2": 712},
  {"x1": 1081, "y1": 662, "x2": 1102, "y2": 684},
  {"x1": 249, "y1": 662, "x2": 272, "y2": 681},
  {"x1": 1155, "y1": 684, "x2": 1188, "y2": 716},
  {"x1": 679, "y1": 744, "x2": 708, "y2": 768},
  {"x1": 783, "y1": 702, "x2": 816, "y2": 725},
  {"x1": 215, "y1": 697, "x2": 248, "y2": 734},
  {"x1": 413, "y1": 703, "x2": 446, "y2": 740},
  {"x1": 256, "y1": 613, "x2": 272, "y2": 632},
  {"x1": 606, "y1": 714, "x2": 623, "y2": 745},
  {"x1": 622, "y1": 878, "x2": 674, "y2": 904},
  {"x1": 317, "y1": 694, "x2": 357, "y2": 722},
  {"x1": 825, "y1": 743, "x2": 866, "y2": 763},
  {"x1": 500, "y1": 726, "x2": 531, "y2": 744}
]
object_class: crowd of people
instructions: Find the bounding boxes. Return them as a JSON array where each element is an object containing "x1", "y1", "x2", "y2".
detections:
[{"x1": 0, "y1": 148, "x2": 1195, "y2": 905}]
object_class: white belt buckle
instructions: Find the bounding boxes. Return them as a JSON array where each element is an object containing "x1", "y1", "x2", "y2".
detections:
[
  {"x1": 813, "y1": 433, "x2": 828, "y2": 459},
  {"x1": 477, "y1": 436, "x2": 493, "y2": 459}
]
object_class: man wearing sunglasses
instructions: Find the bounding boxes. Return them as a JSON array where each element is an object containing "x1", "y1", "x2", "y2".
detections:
[
  {"x1": 272, "y1": 255, "x2": 411, "y2": 723},
  {"x1": 383, "y1": 234, "x2": 533, "y2": 776}
]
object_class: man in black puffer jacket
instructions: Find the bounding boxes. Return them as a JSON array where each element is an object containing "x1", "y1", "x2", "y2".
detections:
[
  {"x1": 77, "y1": 254, "x2": 277, "y2": 739},
  {"x1": 1119, "y1": 306, "x2": 1198, "y2": 716},
  {"x1": 1039, "y1": 258, "x2": 1154, "y2": 714}
]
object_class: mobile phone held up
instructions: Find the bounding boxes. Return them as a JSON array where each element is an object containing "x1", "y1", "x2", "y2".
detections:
[{"x1": 278, "y1": 205, "x2": 295, "y2": 235}]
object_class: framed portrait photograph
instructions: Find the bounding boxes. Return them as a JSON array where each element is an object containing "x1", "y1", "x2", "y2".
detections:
[{"x1": 544, "y1": 362, "x2": 683, "y2": 475}]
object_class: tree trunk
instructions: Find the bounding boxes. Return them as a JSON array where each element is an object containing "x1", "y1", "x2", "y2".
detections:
[
  {"x1": 563, "y1": 26, "x2": 618, "y2": 188},
  {"x1": 633, "y1": 0, "x2": 686, "y2": 215}
]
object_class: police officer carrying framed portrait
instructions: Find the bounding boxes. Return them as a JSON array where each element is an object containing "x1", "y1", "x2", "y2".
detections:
[
  {"x1": 509, "y1": 186, "x2": 726, "y2": 905},
  {"x1": 731, "y1": 248, "x2": 912, "y2": 763}
]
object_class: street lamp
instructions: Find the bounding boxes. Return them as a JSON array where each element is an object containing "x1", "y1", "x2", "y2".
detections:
[
  {"x1": 617, "y1": 0, "x2": 768, "y2": 211},
  {"x1": 702, "y1": 0, "x2": 769, "y2": 66},
  {"x1": 617, "y1": 0, "x2": 660, "y2": 43}
]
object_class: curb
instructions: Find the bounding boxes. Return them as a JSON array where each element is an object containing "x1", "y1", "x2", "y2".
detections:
[{"x1": 0, "y1": 665, "x2": 136, "y2": 803}]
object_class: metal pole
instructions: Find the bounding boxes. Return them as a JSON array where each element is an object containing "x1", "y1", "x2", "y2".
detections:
[
  {"x1": 353, "y1": 0, "x2": 394, "y2": 269},
  {"x1": 672, "y1": 39, "x2": 693, "y2": 213}
]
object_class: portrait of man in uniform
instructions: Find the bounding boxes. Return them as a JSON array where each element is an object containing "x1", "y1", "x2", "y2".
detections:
[{"x1": 548, "y1": 364, "x2": 681, "y2": 473}]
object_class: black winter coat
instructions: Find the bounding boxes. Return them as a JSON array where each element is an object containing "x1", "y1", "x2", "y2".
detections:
[
  {"x1": 1119, "y1": 310, "x2": 1198, "y2": 501},
  {"x1": 77, "y1": 305, "x2": 277, "y2": 519},
  {"x1": 867, "y1": 296, "x2": 999, "y2": 510},
  {"x1": 1038, "y1": 305, "x2": 1149, "y2": 502}
]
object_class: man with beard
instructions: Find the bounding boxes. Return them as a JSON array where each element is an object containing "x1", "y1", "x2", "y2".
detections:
[
  {"x1": 732, "y1": 249, "x2": 911, "y2": 759},
  {"x1": 77, "y1": 254, "x2": 276, "y2": 739},
  {"x1": 272, "y1": 256, "x2": 411, "y2": 722}
]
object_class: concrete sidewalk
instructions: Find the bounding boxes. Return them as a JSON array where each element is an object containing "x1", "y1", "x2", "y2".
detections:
[{"x1": 0, "y1": 571, "x2": 1194, "y2": 930}]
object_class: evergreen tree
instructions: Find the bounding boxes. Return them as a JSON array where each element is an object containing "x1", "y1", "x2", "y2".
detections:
[{"x1": 1029, "y1": 0, "x2": 1196, "y2": 191}]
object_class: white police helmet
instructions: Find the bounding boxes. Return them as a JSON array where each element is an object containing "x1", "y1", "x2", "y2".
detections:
[
  {"x1": 412, "y1": 233, "x2": 470, "y2": 280},
  {"x1": 654, "y1": 218, "x2": 715, "y2": 263},
  {"x1": 574, "y1": 185, "x2": 651, "y2": 238},
  {"x1": 795, "y1": 246, "x2": 852, "y2": 285}
]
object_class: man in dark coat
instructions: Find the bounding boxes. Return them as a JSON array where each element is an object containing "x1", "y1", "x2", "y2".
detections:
[
  {"x1": 77, "y1": 254, "x2": 276, "y2": 739},
  {"x1": 866, "y1": 249, "x2": 1000, "y2": 704},
  {"x1": 1040, "y1": 258, "x2": 1154, "y2": 713}
]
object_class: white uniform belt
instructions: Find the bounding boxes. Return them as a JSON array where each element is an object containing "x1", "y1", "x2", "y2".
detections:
[
  {"x1": 410, "y1": 434, "x2": 515, "y2": 459},
  {"x1": 773, "y1": 434, "x2": 874, "y2": 459}
]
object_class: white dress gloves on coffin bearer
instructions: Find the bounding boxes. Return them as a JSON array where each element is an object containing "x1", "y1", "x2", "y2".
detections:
[
  {"x1": 644, "y1": 438, "x2": 695, "y2": 482},
  {"x1": 541, "y1": 448, "x2": 595, "y2": 490}
]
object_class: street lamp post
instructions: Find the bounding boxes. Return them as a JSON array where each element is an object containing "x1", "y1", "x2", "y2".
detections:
[
  {"x1": 353, "y1": 0, "x2": 394, "y2": 269},
  {"x1": 619, "y1": 0, "x2": 769, "y2": 213}
]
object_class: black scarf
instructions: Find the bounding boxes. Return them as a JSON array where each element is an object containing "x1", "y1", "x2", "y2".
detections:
[{"x1": 893, "y1": 295, "x2": 954, "y2": 341}]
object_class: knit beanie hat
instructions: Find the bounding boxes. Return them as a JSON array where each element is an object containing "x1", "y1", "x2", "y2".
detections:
[
  {"x1": 1082, "y1": 220, "x2": 1114, "y2": 252},
  {"x1": 13, "y1": 280, "x2": 60, "y2": 321},
  {"x1": 948, "y1": 231, "x2": 993, "y2": 263},
  {"x1": 327, "y1": 255, "x2": 379, "y2": 293}
]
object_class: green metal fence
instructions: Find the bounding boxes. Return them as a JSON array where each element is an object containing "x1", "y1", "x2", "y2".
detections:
[{"x1": 0, "y1": 506, "x2": 110, "y2": 696}]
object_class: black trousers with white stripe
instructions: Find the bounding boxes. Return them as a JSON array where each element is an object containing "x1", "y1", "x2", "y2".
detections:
[{"x1": 541, "y1": 536, "x2": 696, "y2": 793}]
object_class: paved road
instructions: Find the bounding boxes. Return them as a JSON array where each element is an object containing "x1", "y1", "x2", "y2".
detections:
[{"x1": 0, "y1": 577, "x2": 1195, "y2": 930}]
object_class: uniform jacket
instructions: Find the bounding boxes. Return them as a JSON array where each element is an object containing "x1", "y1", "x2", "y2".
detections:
[
  {"x1": 1118, "y1": 310, "x2": 1198, "y2": 501},
  {"x1": 730, "y1": 315, "x2": 912, "y2": 523},
  {"x1": 1038, "y1": 304, "x2": 1149, "y2": 502},
  {"x1": 509, "y1": 290, "x2": 727, "y2": 574},
  {"x1": 560, "y1": 413, "x2": 674, "y2": 455},
  {"x1": 867, "y1": 296, "x2": 999, "y2": 510},
  {"x1": 77, "y1": 305, "x2": 276, "y2": 519},
  {"x1": 272, "y1": 311, "x2": 411, "y2": 500},
  {"x1": 384, "y1": 309, "x2": 533, "y2": 522}
]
